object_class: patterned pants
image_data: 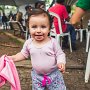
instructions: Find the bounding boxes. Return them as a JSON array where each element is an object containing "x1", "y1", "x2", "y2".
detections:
[{"x1": 31, "y1": 69, "x2": 66, "y2": 90}]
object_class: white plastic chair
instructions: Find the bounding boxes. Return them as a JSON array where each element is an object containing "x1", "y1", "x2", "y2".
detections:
[
  {"x1": 86, "y1": 22, "x2": 90, "y2": 52},
  {"x1": 75, "y1": 28, "x2": 88, "y2": 42},
  {"x1": 49, "y1": 12, "x2": 72, "y2": 52},
  {"x1": 85, "y1": 48, "x2": 90, "y2": 83},
  {"x1": 86, "y1": 30, "x2": 90, "y2": 52}
]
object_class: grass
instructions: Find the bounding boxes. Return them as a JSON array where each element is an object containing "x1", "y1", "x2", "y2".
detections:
[
  {"x1": 0, "y1": 30, "x2": 24, "y2": 46},
  {"x1": 8, "y1": 36, "x2": 24, "y2": 45}
]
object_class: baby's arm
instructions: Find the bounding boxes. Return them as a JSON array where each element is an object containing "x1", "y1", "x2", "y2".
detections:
[
  {"x1": 55, "y1": 44, "x2": 66, "y2": 73},
  {"x1": 52, "y1": 38, "x2": 66, "y2": 73},
  {"x1": 10, "y1": 52, "x2": 26, "y2": 62}
]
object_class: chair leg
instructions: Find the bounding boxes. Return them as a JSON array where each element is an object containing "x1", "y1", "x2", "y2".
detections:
[
  {"x1": 68, "y1": 34, "x2": 72, "y2": 52},
  {"x1": 60, "y1": 36, "x2": 63, "y2": 48},
  {"x1": 86, "y1": 33, "x2": 90, "y2": 52},
  {"x1": 25, "y1": 31, "x2": 28, "y2": 40},
  {"x1": 56, "y1": 35, "x2": 60, "y2": 44},
  {"x1": 85, "y1": 48, "x2": 90, "y2": 83},
  {"x1": 76, "y1": 31, "x2": 79, "y2": 40},
  {"x1": 80, "y1": 30, "x2": 83, "y2": 42},
  {"x1": 14, "y1": 30, "x2": 16, "y2": 36}
]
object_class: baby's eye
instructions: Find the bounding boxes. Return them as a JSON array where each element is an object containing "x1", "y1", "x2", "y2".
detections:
[
  {"x1": 41, "y1": 25, "x2": 46, "y2": 28},
  {"x1": 32, "y1": 25, "x2": 37, "y2": 28}
]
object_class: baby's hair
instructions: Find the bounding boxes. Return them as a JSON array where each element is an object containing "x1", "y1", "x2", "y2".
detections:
[{"x1": 28, "y1": 8, "x2": 53, "y2": 30}]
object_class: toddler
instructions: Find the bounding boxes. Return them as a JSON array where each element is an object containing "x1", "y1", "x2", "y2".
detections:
[{"x1": 10, "y1": 8, "x2": 66, "y2": 90}]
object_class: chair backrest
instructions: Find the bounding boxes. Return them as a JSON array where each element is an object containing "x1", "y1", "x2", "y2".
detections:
[
  {"x1": 49, "y1": 12, "x2": 63, "y2": 34},
  {"x1": 9, "y1": 21, "x2": 29, "y2": 40},
  {"x1": 9, "y1": 21, "x2": 26, "y2": 33}
]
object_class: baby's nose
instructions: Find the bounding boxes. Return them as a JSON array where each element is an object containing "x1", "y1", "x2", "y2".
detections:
[{"x1": 37, "y1": 27, "x2": 41, "y2": 32}]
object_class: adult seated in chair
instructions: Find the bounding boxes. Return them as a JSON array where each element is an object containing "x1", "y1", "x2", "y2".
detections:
[
  {"x1": 48, "y1": 0, "x2": 76, "y2": 50},
  {"x1": 16, "y1": 12, "x2": 25, "y2": 28},
  {"x1": 70, "y1": 0, "x2": 90, "y2": 25},
  {"x1": 16, "y1": 12, "x2": 26, "y2": 38}
]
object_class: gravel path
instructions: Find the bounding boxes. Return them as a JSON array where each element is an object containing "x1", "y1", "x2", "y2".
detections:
[{"x1": 0, "y1": 30, "x2": 90, "y2": 90}]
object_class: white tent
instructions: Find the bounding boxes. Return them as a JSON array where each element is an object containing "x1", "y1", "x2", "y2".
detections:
[
  {"x1": 0, "y1": 0, "x2": 77, "y2": 7},
  {"x1": 0, "y1": 0, "x2": 41, "y2": 7},
  {"x1": 0, "y1": 0, "x2": 77, "y2": 15}
]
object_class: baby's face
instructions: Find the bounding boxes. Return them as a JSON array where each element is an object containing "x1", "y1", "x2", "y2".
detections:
[{"x1": 29, "y1": 14, "x2": 50, "y2": 42}]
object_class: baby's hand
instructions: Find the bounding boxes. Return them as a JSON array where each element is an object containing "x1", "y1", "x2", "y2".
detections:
[{"x1": 57, "y1": 63, "x2": 65, "y2": 73}]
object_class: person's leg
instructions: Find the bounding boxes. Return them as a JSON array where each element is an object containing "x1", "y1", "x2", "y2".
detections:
[
  {"x1": 5, "y1": 22, "x2": 7, "y2": 30},
  {"x1": 47, "y1": 69, "x2": 66, "y2": 90},
  {"x1": 31, "y1": 69, "x2": 45, "y2": 90},
  {"x1": 2, "y1": 22, "x2": 5, "y2": 30},
  {"x1": 66, "y1": 24, "x2": 76, "y2": 50},
  {"x1": 62, "y1": 36, "x2": 69, "y2": 49}
]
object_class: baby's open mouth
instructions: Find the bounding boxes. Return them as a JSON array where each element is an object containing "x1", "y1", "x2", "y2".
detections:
[{"x1": 35, "y1": 35, "x2": 43, "y2": 36}]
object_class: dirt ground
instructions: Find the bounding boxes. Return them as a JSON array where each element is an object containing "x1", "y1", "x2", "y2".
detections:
[{"x1": 0, "y1": 30, "x2": 90, "y2": 90}]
